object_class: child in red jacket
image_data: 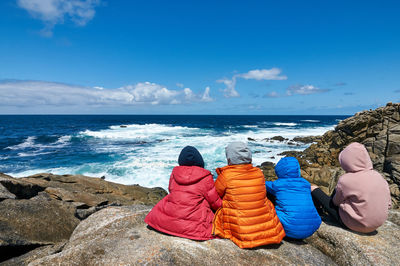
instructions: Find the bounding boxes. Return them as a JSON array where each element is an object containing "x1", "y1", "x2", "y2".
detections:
[{"x1": 145, "y1": 146, "x2": 222, "y2": 240}]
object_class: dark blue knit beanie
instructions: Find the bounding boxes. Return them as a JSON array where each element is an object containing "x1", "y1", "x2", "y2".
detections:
[{"x1": 178, "y1": 146, "x2": 204, "y2": 168}]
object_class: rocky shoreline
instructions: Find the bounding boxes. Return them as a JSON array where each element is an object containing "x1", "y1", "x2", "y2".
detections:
[
  {"x1": 0, "y1": 173, "x2": 167, "y2": 263},
  {"x1": 1, "y1": 103, "x2": 400, "y2": 265}
]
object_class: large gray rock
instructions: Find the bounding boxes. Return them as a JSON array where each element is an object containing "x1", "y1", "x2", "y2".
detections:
[
  {"x1": 1, "y1": 242, "x2": 66, "y2": 266},
  {"x1": 306, "y1": 218, "x2": 400, "y2": 265},
  {"x1": 0, "y1": 173, "x2": 44, "y2": 199},
  {"x1": 0, "y1": 183, "x2": 15, "y2": 200},
  {"x1": 17, "y1": 173, "x2": 167, "y2": 206},
  {"x1": 0, "y1": 194, "x2": 80, "y2": 247},
  {"x1": 0, "y1": 172, "x2": 167, "y2": 218},
  {"x1": 30, "y1": 206, "x2": 335, "y2": 266}
]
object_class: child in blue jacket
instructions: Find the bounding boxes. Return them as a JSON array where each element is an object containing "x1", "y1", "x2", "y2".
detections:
[{"x1": 265, "y1": 157, "x2": 321, "y2": 239}]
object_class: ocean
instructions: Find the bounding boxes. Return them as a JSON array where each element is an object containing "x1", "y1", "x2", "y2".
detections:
[{"x1": 0, "y1": 115, "x2": 347, "y2": 190}]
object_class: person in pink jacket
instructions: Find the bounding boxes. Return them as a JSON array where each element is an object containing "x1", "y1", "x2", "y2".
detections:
[
  {"x1": 145, "y1": 146, "x2": 222, "y2": 240},
  {"x1": 311, "y1": 142, "x2": 391, "y2": 233}
]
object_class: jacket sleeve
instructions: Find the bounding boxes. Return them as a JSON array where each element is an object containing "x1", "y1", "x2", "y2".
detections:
[
  {"x1": 214, "y1": 170, "x2": 227, "y2": 198},
  {"x1": 203, "y1": 175, "x2": 222, "y2": 211},
  {"x1": 265, "y1": 181, "x2": 276, "y2": 195},
  {"x1": 332, "y1": 181, "x2": 345, "y2": 206}
]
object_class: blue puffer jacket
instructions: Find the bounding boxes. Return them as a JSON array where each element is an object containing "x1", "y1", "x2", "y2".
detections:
[{"x1": 265, "y1": 157, "x2": 321, "y2": 239}]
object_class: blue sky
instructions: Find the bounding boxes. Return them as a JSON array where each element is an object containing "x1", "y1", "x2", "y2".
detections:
[{"x1": 0, "y1": 0, "x2": 399, "y2": 114}]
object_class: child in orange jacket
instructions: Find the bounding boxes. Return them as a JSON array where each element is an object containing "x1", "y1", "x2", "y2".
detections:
[{"x1": 212, "y1": 142, "x2": 285, "y2": 248}]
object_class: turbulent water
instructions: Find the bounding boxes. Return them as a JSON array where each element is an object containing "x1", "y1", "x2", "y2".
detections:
[{"x1": 0, "y1": 115, "x2": 346, "y2": 189}]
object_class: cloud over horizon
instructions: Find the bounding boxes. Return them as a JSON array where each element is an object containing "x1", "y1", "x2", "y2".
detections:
[
  {"x1": 17, "y1": 0, "x2": 101, "y2": 36},
  {"x1": 0, "y1": 80, "x2": 214, "y2": 110},
  {"x1": 286, "y1": 84, "x2": 329, "y2": 96},
  {"x1": 217, "y1": 68, "x2": 287, "y2": 98},
  {"x1": 261, "y1": 84, "x2": 329, "y2": 98}
]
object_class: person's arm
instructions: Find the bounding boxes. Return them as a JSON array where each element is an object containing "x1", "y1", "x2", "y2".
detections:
[
  {"x1": 332, "y1": 182, "x2": 345, "y2": 206},
  {"x1": 214, "y1": 168, "x2": 227, "y2": 197},
  {"x1": 203, "y1": 175, "x2": 222, "y2": 211},
  {"x1": 265, "y1": 181, "x2": 276, "y2": 195}
]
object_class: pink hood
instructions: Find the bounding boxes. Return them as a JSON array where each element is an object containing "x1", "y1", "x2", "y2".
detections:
[
  {"x1": 339, "y1": 142, "x2": 373, "y2": 173},
  {"x1": 333, "y1": 142, "x2": 391, "y2": 233}
]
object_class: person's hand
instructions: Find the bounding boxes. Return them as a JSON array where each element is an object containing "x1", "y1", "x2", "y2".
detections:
[{"x1": 310, "y1": 184, "x2": 319, "y2": 192}]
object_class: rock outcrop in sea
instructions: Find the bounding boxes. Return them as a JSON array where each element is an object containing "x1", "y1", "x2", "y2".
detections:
[{"x1": 1, "y1": 103, "x2": 400, "y2": 265}]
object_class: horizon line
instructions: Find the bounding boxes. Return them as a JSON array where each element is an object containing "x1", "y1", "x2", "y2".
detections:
[{"x1": 0, "y1": 113, "x2": 351, "y2": 116}]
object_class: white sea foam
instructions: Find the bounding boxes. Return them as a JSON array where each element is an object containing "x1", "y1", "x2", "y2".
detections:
[
  {"x1": 72, "y1": 123, "x2": 334, "y2": 189},
  {"x1": 273, "y1": 122, "x2": 297, "y2": 126},
  {"x1": 301, "y1": 120, "x2": 320, "y2": 123},
  {"x1": 55, "y1": 135, "x2": 71, "y2": 145},
  {"x1": 17, "y1": 151, "x2": 53, "y2": 157},
  {"x1": 81, "y1": 124, "x2": 201, "y2": 141},
  {"x1": 5, "y1": 135, "x2": 71, "y2": 151},
  {"x1": 5, "y1": 136, "x2": 36, "y2": 150}
]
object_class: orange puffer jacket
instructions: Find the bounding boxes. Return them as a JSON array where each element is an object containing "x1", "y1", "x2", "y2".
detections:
[{"x1": 212, "y1": 164, "x2": 285, "y2": 248}]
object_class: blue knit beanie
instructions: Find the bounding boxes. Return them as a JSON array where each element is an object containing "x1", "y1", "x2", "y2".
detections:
[{"x1": 178, "y1": 146, "x2": 204, "y2": 168}]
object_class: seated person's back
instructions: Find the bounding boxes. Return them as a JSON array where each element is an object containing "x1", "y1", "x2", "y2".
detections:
[
  {"x1": 212, "y1": 141, "x2": 285, "y2": 248},
  {"x1": 265, "y1": 157, "x2": 321, "y2": 239},
  {"x1": 145, "y1": 146, "x2": 221, "y2": 240}
]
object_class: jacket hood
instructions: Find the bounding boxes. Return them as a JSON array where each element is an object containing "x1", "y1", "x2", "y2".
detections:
[
  {"x1": 339, "y1": 142, "x2": 373, "y2": 173},
  {"x1": 172, "y1": 166, "x2": 210, "y2": 185},
  {"x1": 178, "y1": 146, "x2": 204, "y2": 168},
  {"x1": 275, "y1": 157, "x2": 301, "y2": 179},
  {"x1": 225, "y1": 142, "x2": 252, "y2": 165}
]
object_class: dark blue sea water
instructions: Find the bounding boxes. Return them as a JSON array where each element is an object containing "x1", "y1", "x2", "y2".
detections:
[{"x1": 0, "y1": 115, "x2": 347, "y2": 189}]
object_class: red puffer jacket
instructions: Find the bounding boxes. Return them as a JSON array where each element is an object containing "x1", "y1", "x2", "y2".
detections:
[{"x1": 144, "y1": 166, "x2": 222, "y2": 240}]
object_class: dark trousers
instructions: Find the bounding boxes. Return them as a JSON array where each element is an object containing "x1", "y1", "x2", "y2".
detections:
[{"x1": 311, "y1": 188, "x2": 346, "y2": 228}]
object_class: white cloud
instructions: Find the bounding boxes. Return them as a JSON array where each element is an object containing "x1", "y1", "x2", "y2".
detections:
[
  {"x1": 238, "y1": 68, "x2": 287, "y2": 81},
  {"x1": 217, "y1": 77, "x2": 239, "y2": 98},
  {"x1": 201, "y1": 86, "x2": 213, "y2": 102},
  {"x1": 218, "y1": 68, "x2": 287, "y2": 98},
  {"x1": 121, "y1": 82, "x2": 180, "y2": 105},
  {"x1": 0, "y1": 80, "x2": 214, "y2": 109},
  {"x1": 183, "y1": 86, "x2": 214, "y2": 102},
  {"x1": 183, "y1": 87, "x2": 195, "y2": 100},
  {"x1": 17, "y1": 0, "x2": 101, "y2": 37},
  {"x1": 286, "y1": 84, "x2": 329, "y2": 96}
]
